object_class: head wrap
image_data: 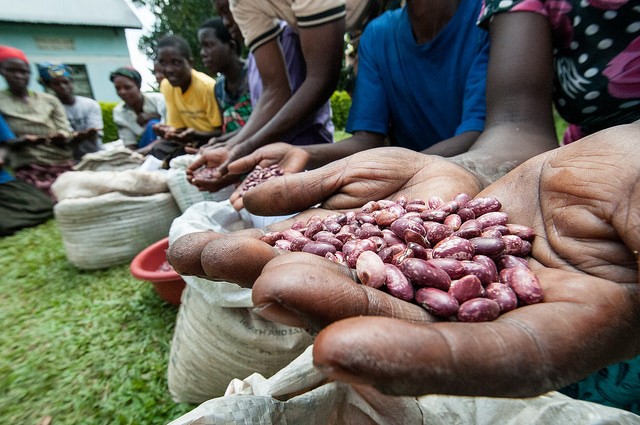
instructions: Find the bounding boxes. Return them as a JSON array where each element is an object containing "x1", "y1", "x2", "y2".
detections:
[
  {"x1": 37, "y1": 62, "x2": 72, "y2": 84},
  {"x1": 109, "y1": 67, "x2": 142, "y2": 88},
  {"x1": 0, "y1": 45, "x2": 28, "y2": 64}
]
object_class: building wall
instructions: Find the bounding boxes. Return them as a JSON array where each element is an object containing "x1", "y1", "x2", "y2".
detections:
[{"x1": 0, "y1": 22, "x2": 138, "y2": 102}]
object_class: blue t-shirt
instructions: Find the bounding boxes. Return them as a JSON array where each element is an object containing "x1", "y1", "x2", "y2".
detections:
[
  {"x1": 0, "y1": 113, "x2": 15, "y2": 183},
  {"x1": 346, "y1": 0, "x2": 489, "y2": 151}
]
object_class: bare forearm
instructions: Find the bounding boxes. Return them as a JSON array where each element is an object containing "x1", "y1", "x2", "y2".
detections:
[
  {"x1": 421, "y1": 131, "x2": 481, "y2": 157},
  {"x1": 448, "y1": 124, "x2": 559, "y2": 188}
]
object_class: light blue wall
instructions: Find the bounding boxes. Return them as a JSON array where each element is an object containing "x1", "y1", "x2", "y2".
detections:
[{"x1": 0, "y1": 23, "x2": 138, "y2": 102}]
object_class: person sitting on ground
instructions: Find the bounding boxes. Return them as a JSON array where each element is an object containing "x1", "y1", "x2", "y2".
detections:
[
  {"x1": 152, "y1": 34, "x2": 223, "y2": 165},
  {"x1": 224, "y1": 0, "x2": 490, "y2": 210},
  {"x1": 185, "y1": 0, "x2": 380, "y2": 190},
  {"x1": 198, "y1": 17, "x2": 252, "y2": 135},
  {"x1": 110, "y1": 66, "x2": 165, "y2": 152},
  {"x1": 0, "y1": 113, "x2": 54, "y2": 236},
  {"x1": 0, "y1": 45, "x2": 75, "y2": 199},
  {"x1": 38, "y1": 63, "x2": 104, "y2": 160},
  {"x1": 167, "y1": 123, "x2": 640, "y2": 415}
]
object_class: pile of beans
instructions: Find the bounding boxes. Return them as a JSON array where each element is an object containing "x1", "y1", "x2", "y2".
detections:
[
  {"x1": 259, "y1": 193, "x2": 543, "y2": 322},
  {"x1": 192, "y1": 166, "x2": 218, "y2": 181},
  {"x1": 238, "y1": 164, "x2": 284, "y2": 197}
]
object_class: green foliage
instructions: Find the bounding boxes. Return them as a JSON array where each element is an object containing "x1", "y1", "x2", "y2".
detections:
[
  {"x1": 0, "y1": 221, "x2": 194, "y2": 424},
  {"x1": 100, "y1": 101, "x2": 120, "y2": 143},
  {"x1": 330, "y1": 90, "x2": 352, "y2": 131},
  {"x1": 130, "y1": 0, "x2": 214, "y2": 73}
]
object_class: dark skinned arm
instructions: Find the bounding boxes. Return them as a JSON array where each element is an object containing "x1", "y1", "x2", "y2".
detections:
[{"x1": 447, "y1": 12, "x2": 560, "y2": 187}]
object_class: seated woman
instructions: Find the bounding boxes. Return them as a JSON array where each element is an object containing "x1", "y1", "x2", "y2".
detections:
[
  {"x1": 198, "y1": 17, "x2": 252, "y2": 135},
  {"x1": 0, "y1": 45, "x2": 76, "y2": 200},
  {"x1": 109, "y1": 67, "x2": 166, "y2": 152},
  {"x1": 38, "y1": 63, "x2": 104, "y2": 160},
  {"x1": 0, "y1": 112, "x2": 53, "y2": 236}
]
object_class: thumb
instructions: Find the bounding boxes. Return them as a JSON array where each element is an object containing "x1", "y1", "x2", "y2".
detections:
[{"x1": 242, "y1": 160, "x2": 347, "y2": 215}]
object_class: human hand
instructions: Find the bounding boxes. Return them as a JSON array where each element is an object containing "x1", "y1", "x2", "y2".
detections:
[
  {"x1": 48, "y1": 132, "x2": 69, "y2": 147},
  {"x1": 241, "y1": 146, "x2": 484, "y2": 216},
  {"x1": 136, "y1": 112, "x2": 160, "y2": 126},
  {"x1": 249, "y1": 124, "x2": 640, "y2": 399},
  {"x1": 228, "y1": 142, "x2": 309, "y2": 211},
  {"x1": 186, "y1": 146, "x2": 241, "y2": 193},
  {"x1": 152, "y1": 124, "x2": 175, "y2": 139}
]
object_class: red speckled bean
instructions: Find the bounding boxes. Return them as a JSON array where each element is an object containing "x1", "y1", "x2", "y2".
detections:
[
  {"x1": 506, "y1": 223, "x2": 535, "y2": 241},
  {"x1": 426, "y1": 223, "x2": 454, "y2": 246},
  {"x1": 428, "y1": 196, "x2": 445, "y2": 209},
  {"x1": 407, "y1": 242, "x2": 430, "y2": 260},
  {"x1": 275, "y1": 239, "x2": 291, "y2": 250},
  {"x1": 427, "y1": 258, "x2": 465, "y2": 279},
  {"x1": 485, "y1": 282, "x2": 518, "y2": 313},
  {"x1": 302, "y1": 241, "x2": 336, "y2": 257},
  {"x1": 404, "y1": 228, "x2": 429, "y2": 248},
  {"x1": 449, "y1": 274, "x2": 484, "y2": 304},
  {"x1": 421, "y1": 209, "x2": 449, "y2": 222},
  {"x1": 472, "y1": 255, "x2": 500, "y2": 283},
  {"x1": 477, "y1": 211, "x2": 509, "y2": 229},
  {"x1": 500, "y1": 266, "x2": 543, "y2": 305},
  {"x1": 384, "y1": 263, "x2": 415, "y2": 302},
  {"x1": 457, "y1": 207, "x2": 475, "y2": 221},
  {"x1": 460, "y1": 260, "x2": 495, "y2": 286},
  {"x1": 374, "y1": 209, "x2": 400, "y2": 227},
  {"x1": 458, "y1": 298, "x2": 501, "y2": 322},
  {"x1": 444, "y1": 213, "x2": 462, "y2": 231},
  {"x1": 290, "y1": 236, "x2": 312, "y2": 251},
  {"x1": 497, "y1": 254, "x2": 530, "y2": 270},
  {"x1": 415, "y1": 287, "x2": 459, "y2": 317},
  {"x1": 356, "y1": 250, "x2": 387, "y2": 289},
  {"x1": 432, "y1": 236, "x2": 475, "y2": 261},
  {"x1": 469, "y1": 236, "x2": 506, "y2": 257},
  {"x1": 260, "y1": 231, "x2": 282, "y2": 246},
  {"x1": 399, "y1": 257, "x2": 452, "y2": 290},
  {"x1": 453, "y1": 192, "x2": 471, "y2": 207},
  {"x1": 465, "y1": 197, "x2": 502, "y2": 216},
  {"x1": 453, "y1": 219, "x2": 482, "y2": 239},
  {"x1": 391, "y1": 217, "x2": 426, "y2": 239},
  {"x1": 502, "y1": 235, "x2": 532, "y2": 257}
]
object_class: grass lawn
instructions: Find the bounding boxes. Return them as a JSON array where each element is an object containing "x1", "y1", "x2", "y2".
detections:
[{"x1": 0, "y1": 220, "x2": 195, "y2": 424}]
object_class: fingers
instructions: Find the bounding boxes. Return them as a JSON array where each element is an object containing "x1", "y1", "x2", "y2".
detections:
[
  {"x1": 252, "y1": 253, "x2": 437, "y2": 332},
  {"x1": 167, "y1": 231, "x2": 222, "y2": 277},
  {"x1": 200, "y1": 233, "x2": 281, "y2": 288},
  {"x1": 311, "y1": 268, "x2": 639, "y2": 398},
  {"x1": 242, "y1": 167, "x2": 342, "y2": 215}
]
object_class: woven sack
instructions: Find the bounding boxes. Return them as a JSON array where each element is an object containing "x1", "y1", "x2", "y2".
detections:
[
  {"x1": 54, "y1": 192, "x2": 180, "y2": 270},
  {"x1": 166, "y1": 200, "x2": 313, "y2": 404},
  {"x1": 166, "y1": 168, "x2": 234, "y2": 213}
]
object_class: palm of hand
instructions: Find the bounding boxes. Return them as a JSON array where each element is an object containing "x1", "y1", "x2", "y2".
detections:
[{"x1": 305, "y1": 128, "x2": 640, "y2": 398}]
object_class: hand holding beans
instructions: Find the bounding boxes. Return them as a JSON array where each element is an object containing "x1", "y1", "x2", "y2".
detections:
[{"x1": 168, "y1": 124, "x2": 640, "y2": 400}]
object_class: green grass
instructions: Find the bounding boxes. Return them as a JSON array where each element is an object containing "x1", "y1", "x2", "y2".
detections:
[{"x1": 0, "y1": 220, "x2": 194, "y2": 425}]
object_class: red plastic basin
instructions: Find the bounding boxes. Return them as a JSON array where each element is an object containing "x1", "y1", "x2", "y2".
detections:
[{"x1": 130, "y1": 237, "x2": 185, "y2": 306}]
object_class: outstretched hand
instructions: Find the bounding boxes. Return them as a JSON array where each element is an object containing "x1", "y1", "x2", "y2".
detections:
[
  {"x1": 228, "y1": 142, "x2": 310, "y2": 210},
  {"x1": 251, "y1": 124, "x2": 640, "y2": 398}
]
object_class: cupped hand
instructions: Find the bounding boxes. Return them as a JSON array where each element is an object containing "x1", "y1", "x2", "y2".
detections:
[
  {"x1": 186, "y1": 146, "x2": 241, "y2": 192},
  {"x1": 242, "y1": 146, "x2": 484, "y2": 215},
  {"x1": 228, "y1": 142, "x2": 309, "y2": 210},
  {"x1": 250, "y1": 124, "x2": 640, "y2": 398}
]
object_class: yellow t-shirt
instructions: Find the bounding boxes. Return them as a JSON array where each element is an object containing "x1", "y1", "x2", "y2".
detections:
[{"x1": 160, "y1": 70, "x2": 222, "y2": 131}]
